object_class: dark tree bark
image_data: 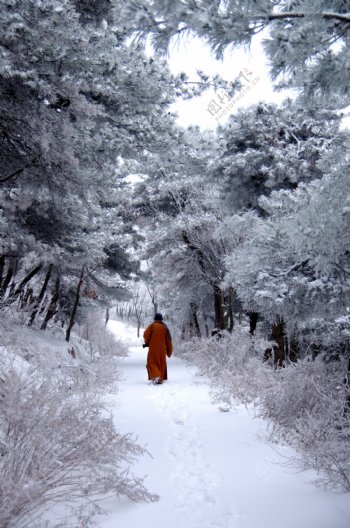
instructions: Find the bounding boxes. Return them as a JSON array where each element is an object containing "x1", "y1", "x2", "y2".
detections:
[
  {"x1": 28, "y1": 264, "x2": 53, "y2": 326},
  {"x1": 345, "y1": 358, "x2": 350, "y2": 415},
  {"x1": 41, "y1": 276, "x2": 60, "y2": 330},
  {"x1": 65, "y1": 268, "x2": 84, "y2": 342},
  {"x1": 189, "y1": 301, "x2": 201, "y2": 337},
  {"x1": 271, "y1": 320, "x2": 286, "y2": 367},
  {"x1": 248, "y1": 312, "x2": 259, "y2": 335},
  {"x1": 0, "y1": 255, "x2": 4, "y2": 290},
  {"x1": 226, "y1": 288, "x2": 234, "y2": 333},
  {"x1": 11, "y1": 264, "x2": 43, "y2": 299},
  {"x1": 203, "y1": 314, "x2": 210, "y2": 338},
  {"x1": 0, "y1": 257, "x2": 16, "y2": 299},
  {"x1": 213, "y1": 284, "x2": 225, "y2": 330}
]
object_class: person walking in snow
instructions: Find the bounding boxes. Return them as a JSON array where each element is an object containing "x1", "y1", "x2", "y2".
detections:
[{"x1": 143, "y1": 313, "x2": 172, "y2": 384}]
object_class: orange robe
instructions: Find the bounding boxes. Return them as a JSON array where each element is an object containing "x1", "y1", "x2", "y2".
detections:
[{"x1": 144, "y1": 321, "x2": 173, "y2": 381}]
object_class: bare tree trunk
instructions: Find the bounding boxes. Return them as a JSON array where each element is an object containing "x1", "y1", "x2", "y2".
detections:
[
  {"x1": 41, "y1": 276, "x2": 60, "y2": 330},
  {"x1": 271, "y1": 320, "x2": 286, "y2": 367},
  {"x1": 287, "y1": 333, "x2": 299, "y2": 362},
  {"x1": 189, "y1": 302, "x2": 201, "y2": 337},
  {"x1": 134, "y1": 302, "x2": 143, "y2": 337},
  {"x1": 146, "y1": 285, "x2": 158, "y2": 316},
  {"x1": 213, "y1": 285, "x2": 225, "y2": 330},
  {"x1": 65, "y1": 268, "x2": 84, "y2": 342},
  {"x1": 226, "y1": 288, "x2": 234, "y2": 332},
  {"x1": 28, "y1": 264, "x2": 53, "y2": 326},
  {"x1": 181, "y1": 323, "x2": 186, "y2": 340},
  {"x1": 345, "y1": 358, "x2": 350, "y2": 415},
  {"x1": 0, "y1": 257, "x2": 16, "y2": 299},
  {"x1": 19, "y1": 286, "x2": 34, "y2": 309},
  {"x1": 0, "y1": 255, "x2": 4, "y2": 291},
  {"x1": 105, "y1": 307, "x2": 109, "y2": 327},
  {"x1": 203, "y1": 314, "x2": 210, "y2": 338},
  {"x1": 11, "y1": 264, "x2": 43, "y2": 300},
  {"x1": 248, "y1": 312, "x2": 259, "y2": 335}
]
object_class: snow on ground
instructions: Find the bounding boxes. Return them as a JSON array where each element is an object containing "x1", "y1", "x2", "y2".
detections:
[{"x1": 100, "y1": 319, "x2": 350, "y2": 528}]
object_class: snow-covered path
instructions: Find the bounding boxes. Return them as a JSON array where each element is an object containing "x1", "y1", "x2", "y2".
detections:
[{"x1": 100, "y1": 320, "x2": 350, "y2": 528}]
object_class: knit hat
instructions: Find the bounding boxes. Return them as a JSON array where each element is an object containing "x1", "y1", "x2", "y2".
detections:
[{"x1": 154, "y1": 313, "x2": 163, "y2": 321}]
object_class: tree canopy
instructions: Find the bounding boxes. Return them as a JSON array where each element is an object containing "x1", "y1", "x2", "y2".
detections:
[
  {"x1": 120, "y1": 0, "x2": 350, "y2": 106},
  {"x1": 1, "y1": 0, "x2": 350, "y2": 353}
]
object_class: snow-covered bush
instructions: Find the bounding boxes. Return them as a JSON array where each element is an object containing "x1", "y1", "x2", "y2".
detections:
[
  {"x1": 0, "y1": 315, "x2": 157, "y2": 527},
  {"x1": 176, "y1": 326, "x2": 273, "y2": 407},
  {"x1": 178, "y1": 328, "x2": 350, "y2": 490},
  {"x1": 77, "y1": 313, "x2": 128, "y2": 359},
  {"x1": 258, "y1": 354, "x2": 350, "y2": 491},
  {"x1": 0, "y1": 363, "x2": 157, "y2": 528},
  {"x1": 1, "y1": 311, "x2": 124, "y2": 397}
]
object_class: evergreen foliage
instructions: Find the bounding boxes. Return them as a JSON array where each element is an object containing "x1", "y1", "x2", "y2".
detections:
[
  {"x1": 0, "y1": 0, "x2": 181, "y2": 329},
  {"x1": 119, "y1": 0, "x2": 350, "y2": 106}
]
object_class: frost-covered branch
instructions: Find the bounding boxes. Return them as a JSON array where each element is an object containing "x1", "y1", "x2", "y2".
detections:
[
  {"x1": 0, "y1": 163, "x2": 30, "y2": 183},
  {"x1": 121, "y1": 0, "x2": 350, "y2": 103},
  {"x1": 266, "y1": 11, "x2": 350, "y2": 24}
]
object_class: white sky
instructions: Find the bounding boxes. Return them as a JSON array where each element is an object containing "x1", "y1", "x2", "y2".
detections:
[
  {"x1": 166, "y1": 34, "x2": 350, "y2": 131},
  {"x1": 166, "y1": 34, "x2": 294, "y2": 129}
]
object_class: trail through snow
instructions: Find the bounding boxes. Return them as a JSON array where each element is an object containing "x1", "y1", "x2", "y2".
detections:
[{"x1": 99, "y1": 320, "x2": 350, "y2": 528}]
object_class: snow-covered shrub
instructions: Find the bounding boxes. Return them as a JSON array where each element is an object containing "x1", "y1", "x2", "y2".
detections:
[
  {"x1": 297, "y1": 315, "x2": 350, "y2": 357},
  {"x1": 1, "y1": 313, "x2": 123, "y2": 397},
  {"x1": 77, "y1": 314, "x2": 128, "y2": 359},
  {"x1": 0, "y1": 358, "x2": 157, "y2": 528},
  {"x1": 258, "y1": 354, "x2": 350, "y2": 491},
  {"x1": 176, "y1": 326, "x2": 273, "y2": 407},
  {"x1": 0, "y1": 313, "x2": 157, "y2": 527},
  {"x1": 179, "y1": 327, "x2": 350, "y2": 490}
]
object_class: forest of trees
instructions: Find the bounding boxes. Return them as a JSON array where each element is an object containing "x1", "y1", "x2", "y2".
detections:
[{"x1": 1, "y1": 1, "x2": 350, "y2": 526}]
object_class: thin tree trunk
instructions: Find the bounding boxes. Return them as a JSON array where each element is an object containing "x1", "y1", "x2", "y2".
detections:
[
  {"x1": 11, "y1": 263, "x2": 43, "y2": 300},
  {"x1": 41, "y1": 276, "x2": 60, "y2": 330},
  {"x1": 287, "y1": 334, "x2": 299, "y2": 362},
  {"x1": 28, "y1": 264, "x2": 53, "y2": 326},
  {"x1": 226, "y1": 288, "x2": 234, "y2": 333},
  {"x1": 271, "y1": 320, "x2": 286, "y2": 367},
  {"x1": 0, "y1": 257, "x2": 16, "y2": 299},
  {"x1": 203, "y1": 314, "x2": 210, "y2": 338},
  {"x1": 146, "y1": 285, "x2": 158, "y2": 316},
  {"x1": 345, "y1": 358, "x2": 350, "y2": 415},
  {"x1": 249, "y1": 312, "x2": 259, "y2": 335},
  {"x1": 189, "y1": 302, "x2": 201, "y2": 337},
  {"x1": 213, "y1": 285, "x2": 225, "y2": 330},
  {"x1": 19, "y1": 287, "x2": 34, "y2": 309},
  {"x1": 65, "y1": 268, "x2": 84, "y2": 342},
  {"x1": 0, "y1": 255, "x2": 4, "y2": 291}
]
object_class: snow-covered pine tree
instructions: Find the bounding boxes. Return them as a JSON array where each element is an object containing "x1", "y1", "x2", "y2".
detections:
[
  {"x1": 119, "y1": 0, "x2": 350, "y2": 107},
  {"x1": 131, "y1": 125, "x2": 238, "y2": 335},
  {"x1": 0, "y1": 0, "x2": 184, "y2": 329},
  {"x1": 223, "y1": 167, "x2": 350, "y2": 360},
  {"x1": 213, "y1": 101, "x2": 346, "y2": 212}
]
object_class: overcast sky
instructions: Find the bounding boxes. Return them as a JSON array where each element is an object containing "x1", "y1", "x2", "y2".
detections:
[{"x1": 166, "y1": 35, "x2": 294, "y2": 129}]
